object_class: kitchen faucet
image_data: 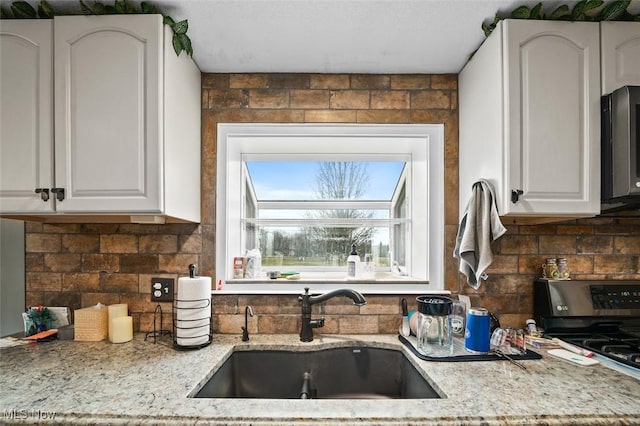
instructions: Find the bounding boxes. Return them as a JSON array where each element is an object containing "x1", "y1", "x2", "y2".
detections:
[
  {"x1": 298, "y1": 287, "x2": 366, "y2": 342},
  {"x1": 241, "y1": 305, "x2": 254, "y2": 341}
]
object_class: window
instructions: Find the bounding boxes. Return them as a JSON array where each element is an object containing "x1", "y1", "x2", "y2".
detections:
[
  {"x1": 216, "y1": 124, "x2": 444, "y2": 294},
  {"x1": 245, "y1": 160, "x2": 404, "y2": 271}
]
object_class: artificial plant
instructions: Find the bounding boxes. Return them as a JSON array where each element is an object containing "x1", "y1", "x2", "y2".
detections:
[
  {"x1": 0, "y1": 0, "x2": 193, "y2": 56},
  {"x1": 482, "y1": 0, "x2": 638, "y2": 37}
]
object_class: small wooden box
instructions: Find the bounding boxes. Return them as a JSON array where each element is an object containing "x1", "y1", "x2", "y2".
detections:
[{"x1": 74, "y1": 306, "x2": 108, "y2": 341}]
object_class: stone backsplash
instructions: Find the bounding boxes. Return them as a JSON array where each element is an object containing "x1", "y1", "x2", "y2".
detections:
[{"x1": 23, "y1": 73, "x2": 640, "y2": 334}]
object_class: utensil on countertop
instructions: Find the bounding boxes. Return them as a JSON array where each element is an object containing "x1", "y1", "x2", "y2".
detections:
[
  {"x1": 400, "y1": 298, "x2": 410, "y2": 337},
  {"x1": 547, "y1": 349, "x2": 600, "y2": 366},
  {"x1": 551, "y1": 338, "x2": 594, "y2": 357},
  {"x1": 491, "y1": 348, "x2": 528, "y2": 371}
]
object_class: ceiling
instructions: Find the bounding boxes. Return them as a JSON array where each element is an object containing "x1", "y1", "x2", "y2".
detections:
[{"x1": 8, "y1": 0, "x2": 637, "y2": 73}]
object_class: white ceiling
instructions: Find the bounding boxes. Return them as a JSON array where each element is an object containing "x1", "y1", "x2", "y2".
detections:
[{"x1": 9, "y1": 0, "x2": 637, "y2": 73}]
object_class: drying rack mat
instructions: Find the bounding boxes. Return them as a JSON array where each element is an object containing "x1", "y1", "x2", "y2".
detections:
[{"x1": 399, "y1": 334, "x2": 542, "y2": 362}]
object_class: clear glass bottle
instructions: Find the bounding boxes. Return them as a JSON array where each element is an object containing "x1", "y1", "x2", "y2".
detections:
[{"x1": 362, "y1": 253, "x2": 375, "y2": 279}]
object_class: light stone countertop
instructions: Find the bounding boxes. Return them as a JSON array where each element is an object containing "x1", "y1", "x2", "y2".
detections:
[{"x1": 1, "y1": 333, "x2": 639, "y2": 425}]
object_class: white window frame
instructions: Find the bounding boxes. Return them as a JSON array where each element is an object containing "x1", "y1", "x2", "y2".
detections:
[{"x1": 216, "y1": 123, "x2": 445, "y2": 294}]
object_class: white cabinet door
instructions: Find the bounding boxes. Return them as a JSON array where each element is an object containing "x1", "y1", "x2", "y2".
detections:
[
  {"x1": 601, "y1": 22, "x2": 640, "y2": 95},
  {"x1": 54, "y1": 15, "x2": 163, "y2": 213},
  {"x1": 504, "y1": 20, "x2": 600, "y2": 217},
  {"x1": 459, "y1": 20, "x2": 600, "y2": 221},
  {"x1": 0, "y1": 21, "x2": 54, "y2": 213}
]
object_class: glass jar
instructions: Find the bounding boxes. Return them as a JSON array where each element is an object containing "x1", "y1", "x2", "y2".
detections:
[
  {"x1": 557, "y1": 258, "x2": 570, "y2": 279},
  {"x1": 542, "y1": 258, "x2": 559, "y2": 279}
]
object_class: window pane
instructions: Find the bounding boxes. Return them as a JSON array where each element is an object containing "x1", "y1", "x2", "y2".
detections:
[
  {"x1": 245, "y1": 160, "x2": 401, "y2": 273},
  {"x1": 257, "y1": 209, "x2": 390, "y2": 220},
  {"x1": 258, "y1": 225, "x2": 391, "y2": 269},
  {"x1": 246, "y1": 161, "x2": 405, "y2": 201},
  {"x1": 393, "y1": 183, "x2": 407, "y2": 267},
  {"x1": 245, "y1": 180, "x2": 258, "y2": 250}
]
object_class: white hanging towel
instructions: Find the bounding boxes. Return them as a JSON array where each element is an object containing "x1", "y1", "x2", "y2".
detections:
[{"x1": 453, "y1": 179, "x2": 507, "y2": 289}]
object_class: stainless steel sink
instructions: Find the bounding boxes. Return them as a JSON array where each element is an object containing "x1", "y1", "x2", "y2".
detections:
[{"x1": 194, "y1": 346, "x2": 440, "y2": 399}]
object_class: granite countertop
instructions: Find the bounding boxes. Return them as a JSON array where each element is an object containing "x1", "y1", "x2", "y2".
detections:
[{"x1": 1, "y1": 333, "x2": 639, "y2": 425}]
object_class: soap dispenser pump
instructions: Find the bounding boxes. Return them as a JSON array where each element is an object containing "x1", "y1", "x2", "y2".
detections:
[{"x1": 346, "y1": 244, "x2": 359, "y2": 279}]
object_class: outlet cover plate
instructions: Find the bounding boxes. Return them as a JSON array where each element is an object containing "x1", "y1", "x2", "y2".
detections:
[{"x1": 151, "y1": 278, "x2": 174, "y2": 302}]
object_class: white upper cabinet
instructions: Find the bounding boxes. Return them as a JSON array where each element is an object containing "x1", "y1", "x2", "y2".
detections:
[
  {"x1": 459, "y1": 20, "x2": 600, "y2": 222},
  {"x1": 54, "y1": 15, "x2": 201, "y2": 222},
  {"x1": 0, "y1": 21, "x2": 54, "y2": 213},
  {"x1": 0, "y1": 15, "x2": 201, "y2": 223},
  {"x1": 600, "y1": 22, "x2": 640, "y2": 95},
  {"x1": 54, "y1": 15, "x2": 163, "y2": 214}
]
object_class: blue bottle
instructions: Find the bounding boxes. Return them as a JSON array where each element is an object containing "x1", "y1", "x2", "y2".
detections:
[{"x1": 465, "y1": 307, "x2": 490, "y2": 353}]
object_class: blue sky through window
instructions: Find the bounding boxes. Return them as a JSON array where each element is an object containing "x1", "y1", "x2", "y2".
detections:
[{"x1": 246, "y1": 161, "x2": 405, "y2": 201}]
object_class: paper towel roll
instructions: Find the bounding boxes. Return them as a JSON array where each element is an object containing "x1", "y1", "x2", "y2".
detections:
[
  {"x1": 176, "y1": 316, "x2": 210, "y2": 327},
  {"x1": 176, "y1": 318, "x2": 211, "y2": 345},
  {"x1": 176, "y1": 277, "x2": 211, "y2": 307},
  {"x1": 108, "y1": 304, "x2": 128, "y2": 343},
  {"x1": 176, "y1": 276, "x2": 211, "y2": 346}
]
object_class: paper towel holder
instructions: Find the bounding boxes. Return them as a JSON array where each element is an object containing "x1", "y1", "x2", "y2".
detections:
[{"x1": 173, "y1": 265, "x2": 212, "y2": 350}]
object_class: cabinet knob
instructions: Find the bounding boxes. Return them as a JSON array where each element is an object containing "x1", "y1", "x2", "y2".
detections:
[
  {"x1": 511, "y1": 189, "x2": 524, "y2": 204},
  {"x1": 50, "y1": 188, "x2": 65, "y2": 202},
  {"x1": 34, "y1": 188, "x2": 49, "y2": 202}
]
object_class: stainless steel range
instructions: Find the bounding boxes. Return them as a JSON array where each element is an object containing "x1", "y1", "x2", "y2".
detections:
[{"x1": 534, "y1": 279, "x2": 640, "y2": 378}]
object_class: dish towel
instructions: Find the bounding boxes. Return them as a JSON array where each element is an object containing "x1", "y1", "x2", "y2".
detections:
[{"x1": 453, "y1": 179, "x2": 507, "y2": 289}]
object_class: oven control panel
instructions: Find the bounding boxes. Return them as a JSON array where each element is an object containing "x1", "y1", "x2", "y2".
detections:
[
  {"x1": 590, "y1": 285, "x2": 640, "y2": 310},
  {"x1": 534, "y1": 279, "x2": 640, "y2": 320}
]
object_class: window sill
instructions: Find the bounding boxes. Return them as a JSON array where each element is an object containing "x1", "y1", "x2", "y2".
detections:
[{"x1": 215, "y1": 278, "x2": 448, "y2": 295}]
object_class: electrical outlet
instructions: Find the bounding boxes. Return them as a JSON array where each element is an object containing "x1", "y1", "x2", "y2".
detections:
[{"x1": 151, "y1": 278, "x2": 174, "y2": 302}]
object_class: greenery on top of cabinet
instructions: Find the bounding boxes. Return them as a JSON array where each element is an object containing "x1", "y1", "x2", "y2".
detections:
[
  {"x1": 0, "y1": 0, "x2": 193, "y2": 57},
  {"x1": 482, "y1": 0, "x2": 639, "y2": 37}
]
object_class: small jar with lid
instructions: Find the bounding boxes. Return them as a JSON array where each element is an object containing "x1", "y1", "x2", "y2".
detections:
[
  {"x1": 557, "y1": 258, "x2": 570, "y2": 280},
  {"x1": 542, "y1": 258, "x2": 559, "y2": 279}
]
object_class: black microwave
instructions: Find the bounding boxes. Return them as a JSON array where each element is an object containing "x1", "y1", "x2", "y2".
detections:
[{"x1": 601, "y1": 85, "x2": 640, "y2": 212}]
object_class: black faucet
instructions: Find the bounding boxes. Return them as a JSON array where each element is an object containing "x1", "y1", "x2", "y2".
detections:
[
  {"x1": 298, "y1": 287, "x2": 366, "y2": 342},
  {"x1": 241, "y1": 305, "x2": 254, "y2": 341}
]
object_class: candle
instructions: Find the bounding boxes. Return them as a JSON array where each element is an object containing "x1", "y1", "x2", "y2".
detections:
[
  {"x1": 108, "y1": 304, "x2": 128, "y2": 343},
  {"x1": 110, "y1": 316, "x2": 133, "y2": 343}
]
